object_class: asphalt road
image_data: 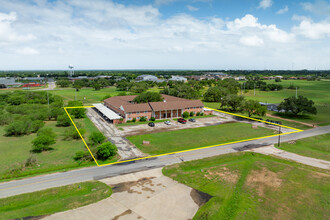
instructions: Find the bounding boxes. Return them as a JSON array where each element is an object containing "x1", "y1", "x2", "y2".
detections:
[{"x1": 0, "y1": 126, "x2": 329, "y2": 199}]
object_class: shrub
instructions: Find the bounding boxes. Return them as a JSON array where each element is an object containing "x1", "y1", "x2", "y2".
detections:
[
  {"x1": 96, "y1": 142, "x2": 117, "y2": 160},
  {"x1": 25, "y1": 155, "x2": 37, "y2": 167},
  {"x1": 56, "y1": 114, "x2": 71, "y2": 127},
  {"x1": 0, "y1": 113, "x2": 12, "y2": 126},
  {"x1": 67, "y1": 101, "x2": 86, "y2": 118},
  {"x1": 89, "y1": 132, "x2": 106, "y2": 146},
  {"x1": 150, "y1": 117, "x2": 155, "y2": 121},
  {"x1": 74, "y1": 151, "x2": 91, "y2": 161},
  {"x1": 31, "y1": 135, "x2": 56, "y2": 153},
  {"x1": 132, "y1": 118, "x2": 136, "y2": 122},
  {"x1": 200, "y1": 112, "x2": 204, "y2": 116},
  {"x1": 65, "y1": 126, "x2": 86, "y2": 140},
  {"x1": 139, "y1": 116, "x2": 146, "y2": 122},
  {"x1": 182, "y1": 111, "x2": 189, "y2": 118},
  {"x1": 37, "y1": 128, "x2": 56, "y2": 138},
  {"x1": 5, "y1": 120, "x2": 31, "y2": 136},
  {"x1": 190, "y1": 111, "x2": 195, "y2": 117},
  {"x1": 31, "y1": 120, "x2": 45, "y2": 133},
  {"x1": 196, "y1": 112, "x2": 200, "y2": 116}
]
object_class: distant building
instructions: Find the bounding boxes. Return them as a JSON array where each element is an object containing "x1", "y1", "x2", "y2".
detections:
[
  {"x1": 22, "y1": 83, "x2": 42, "y2": 87},
  {"x1": 275, "y1": 76, "x2": 283, "y2": 79},
  {"x1": 169, "y1": 76, "x2": 187, "y2": 82},
  {"x1": 0, "y1": 77, "x2": 22, "y2": 88},
  {"x1": 136, "y1": 75, "x2": 164, "y2": 82}
]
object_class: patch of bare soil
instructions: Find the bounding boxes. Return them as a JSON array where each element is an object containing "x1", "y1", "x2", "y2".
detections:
[
  {"x1": 204, "y1": 166, "x2": 239, "y2": 183},
  {"x1": 246, "y1": 167, "x2": 282, "y2": 196},
  {"x1": 190, "y1": 189, "x2": 213, "y2": 207},
  {"x1": 112, "y1": 209, "x2": 132, "y2": 220},
  {"x1": 111, "y1": 177, "x2": 162, "y2": 194}
]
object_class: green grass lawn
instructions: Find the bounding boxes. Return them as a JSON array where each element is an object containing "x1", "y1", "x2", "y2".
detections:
[
  {"x1": 0, "y1": 181, "x2": 111, "y2": 219},
  {"x1": 278, "y1": 133, "x2": 330, "y2": 161},
  {"x1": 163, "y1": 152, "x2": 330, "y2": 220},
  {"x1": 0, "y1": 116, "x2": 100, "y2": 181},
  {"x1": 127, "y1": 123, "x2": 274, "y2": 155},
  {"x1": 242, "y1": 80, "x2": 330, "y2": 126}
]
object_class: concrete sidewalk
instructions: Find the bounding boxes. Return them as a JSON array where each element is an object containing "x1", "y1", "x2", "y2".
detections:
[{"x1": 250, "y1": 145, "x2": 330, "y2": 170}]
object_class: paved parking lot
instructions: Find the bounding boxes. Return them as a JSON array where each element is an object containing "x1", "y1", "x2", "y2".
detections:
[{"x1": 119, "y1": 116, "x2": 234, "y2": 136}]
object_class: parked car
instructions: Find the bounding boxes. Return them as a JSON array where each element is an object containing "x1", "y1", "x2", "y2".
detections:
[
  {"x1": 177, "y1": 118, "x2": 187, "y2": 124},
  {"x1": 164, "y1": 120, "x2": 171, "y2": 125},
  {"x1": 188, "y1": 118, "x2": 196, "y2": 122},
  {"x1": 148, "y1": 122, "x2": 155, "y2": 127}
]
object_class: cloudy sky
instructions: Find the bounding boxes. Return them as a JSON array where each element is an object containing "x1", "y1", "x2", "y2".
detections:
[{"x1": 0, "y1": 0, "x2": 330, "y2": 70}]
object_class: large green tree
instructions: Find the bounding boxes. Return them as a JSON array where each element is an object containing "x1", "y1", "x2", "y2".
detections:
[
  {"x1": 243, "y1": 100, "x2": 267, "y2": 117},
  {"x1": 133, "y1": 92, "x2": 163, "y2": 103},
  {"x1": 278, "y1": 96, "x2": 317, "y2": 116},
  {"x1": 203, "y1": 87, "x2": 229, "y2": 102},
  {"x1": 67, "y1": 101, "x2": 86, "y2": 118},
  {"x1": 96, "y1": 142, "x2": 117, "y2": 160},
  {"x1": 222, "y1": 94, "x2": 245, "y2": 112}
]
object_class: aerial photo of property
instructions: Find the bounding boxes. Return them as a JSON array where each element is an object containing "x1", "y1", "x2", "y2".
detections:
[{"x1": 0, "y1": 0, "x2": 329, "y2": 219}]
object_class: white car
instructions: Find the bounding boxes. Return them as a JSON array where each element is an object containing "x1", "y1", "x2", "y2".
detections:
[{"x1": 164, "y1": 120, "x2": 171, "y2": 125}]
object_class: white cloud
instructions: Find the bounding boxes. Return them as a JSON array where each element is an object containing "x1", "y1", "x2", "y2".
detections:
[
  {"x1": 277, "y1": 6, "x2": 289, "y2": 14},
  {"x1": 293, "y1": 19, "x2": 330, "y2": 39},
  {"x1": 257, "y1": 0, "x2": 273, "y2": 9},
  {"x1": 0, "y1": 0, "x2": 328, "y2": 69},
  {"x1": 240, "y1": 35, "x2": 264, "y2": 47},
  {"x1": 16, "y1": 47, "x2": 39, "y2": 55},
  {"x1": 187, "y1": 5, "x2": 199, "y2": 11},
  {"x1": 301, "y1": 0, "x2": 330, "y2": 17}
]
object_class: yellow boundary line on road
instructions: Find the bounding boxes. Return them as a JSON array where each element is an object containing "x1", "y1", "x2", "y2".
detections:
[{"x1": 64, "y1": 106, "x2": 303, "y2": 167}]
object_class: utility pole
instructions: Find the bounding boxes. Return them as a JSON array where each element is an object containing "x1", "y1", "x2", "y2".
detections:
[
  {"x1": 277, "y1": 126, "x2": 281, "y2": 147},
  {"x1": 296, "y1": 87, "x2": 298, "y2": 98},
  {"x1": 47, "y1": 90, "x2": 49, "y2": 107},
  {"x1": 254, "y1": 83, "x2": 256, "y2": 96}
]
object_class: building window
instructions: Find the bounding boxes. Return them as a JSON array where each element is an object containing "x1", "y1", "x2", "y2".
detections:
[
  {"x1": 128, "y1": 112, "x2": 131, "y2": 115},
  {"x1": 137, "y1": 117, "x2": 140, "y2": 119},
  {"x1": 137, "y1": 112, "x2": 140, "y2": 114},
  {"x1": 128, "y1": 118, "x2": 132, "y2": 120},
  {"x1": 144, "y1": 111, "x2": 147, "y2": 113}
]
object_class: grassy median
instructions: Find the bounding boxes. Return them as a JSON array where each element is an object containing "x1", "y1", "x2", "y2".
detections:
[
  {"x1": 0, "y1": 181, "x2": 111, "y2": 219},
  {"x1": 278, "y1": 133, "x2": 330, "y2": 161},
  {"x1": 127, "y1": 122, "x2": 274, "y2": 155},
  {"x1": 163, "y1": 152, "x2": 330, "y2": 219}
]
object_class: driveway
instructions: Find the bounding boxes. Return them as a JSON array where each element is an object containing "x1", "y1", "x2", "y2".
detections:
[
  {"x1": 86, "y1": 108, "x2": 145, "y2": 160},
  {"x1": 44, "y1": 168, "x2": 207, "y2": 220}
]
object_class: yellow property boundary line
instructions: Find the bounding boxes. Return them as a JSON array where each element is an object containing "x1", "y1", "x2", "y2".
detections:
[{"x1": 64, "y1": 106, "x2": 303, "y2": 167}]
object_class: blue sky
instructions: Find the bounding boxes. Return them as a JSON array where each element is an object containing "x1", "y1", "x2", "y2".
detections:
[{"x1": 0, "y1": 0, "x2": 330, "y2": 70}]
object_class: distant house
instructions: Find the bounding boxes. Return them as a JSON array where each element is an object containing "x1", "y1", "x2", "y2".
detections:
[
  {"x1": 0, "y1": 77, "x2": 22, "y2": 88},
  {"x1": 259, "y1": 102, "x2": 284, "y2": 112},
  {"x1": 275, "y1": 76, "x2": 283, "y2": 79},
  {"x1": 136, "y1": 75, "x2": 164, "y2": 82},
  {"x1": 169, "y1": 76, "x2": 187, "y2": 82}
]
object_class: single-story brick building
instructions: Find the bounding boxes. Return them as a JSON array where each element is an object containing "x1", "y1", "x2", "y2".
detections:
[{"x1": 102, "y1": 94, "x2": 205, "y2": 124}]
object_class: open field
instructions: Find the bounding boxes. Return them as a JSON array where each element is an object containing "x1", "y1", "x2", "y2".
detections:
[
  {"x1": 278, "y1": 133, "x2": 330, "y2": 161},
  {"x1": 0, "y1": 181, "x2": 111, "y2": 220},
  {"x1": 242, "y1": 80, "x2": 330, "y2": 126},
  {"x1": 163, "y1": 152, "x2": 330, "y2": 220},
  {"x1": 0, "y1": 117, "x2": 99, "y2": 180},
  {"x1": 127, "y1": 122, "x2": 274, "y2": 155}
]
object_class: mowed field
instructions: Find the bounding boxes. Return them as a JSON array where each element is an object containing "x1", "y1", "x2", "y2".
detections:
[
  {"x1": 278, "y1": 133, "x2": 330, "y2": 161},
  {"x1": 0, "y1": 117, "x2": 98, "y2": 180},
  {"x1": 243, "y1": 80, "x2": 330, "y2": 126},
  {"x1": 163, "y1": 152, "x2": 330, "y2": 220},
  {"x1": 127, "y1": 123, "x2": 274, "y2": 155},
  {"x1": 0, "y1": 181, "x2": 111, "y2": 220}
]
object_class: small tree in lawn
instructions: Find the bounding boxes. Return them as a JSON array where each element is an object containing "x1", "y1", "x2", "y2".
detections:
[
  {"x1": 96, "y1": 142, "x2": 117, "y2": 160},
  {"x1": 182, "y1": 111, "x2": 189, "y2": 118},
  {"x1": 89, "y1": 132, "x2": 106, "y2": 146},
  {"x1": 56, "y1": 114, "x2": 71, "y2": 127},
  {"x1": 32, "y1": 135, "x2": 56, "y2": 153}
]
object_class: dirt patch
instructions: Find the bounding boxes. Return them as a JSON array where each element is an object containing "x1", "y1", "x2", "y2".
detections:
[
  {"x1": 111, "y1": 177, "x2": 159, "y2": 194},
  {"x1": 112, "y1": 209, "x2": 132, "y2": 220},
  {"x1": 190, "y1": 189, "x2": 213, "y2": 207},
  {"x1": 246, "y1": 167, "x2": 282, "y2": 196},
  {"x1": 204, "y1": 166, "x2": 239, "y2": 183}
]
